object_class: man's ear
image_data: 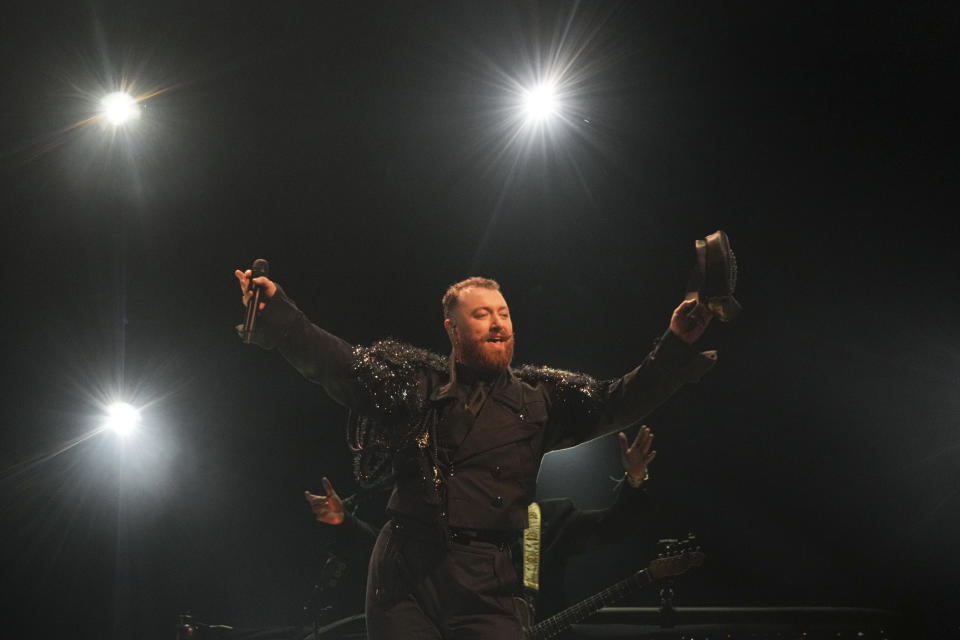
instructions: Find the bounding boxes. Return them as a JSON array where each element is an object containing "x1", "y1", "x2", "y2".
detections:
[{"x1": 444, "y1": 317, "x2": 455, "y2": 335}]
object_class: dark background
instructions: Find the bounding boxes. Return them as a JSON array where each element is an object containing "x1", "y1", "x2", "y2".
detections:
[{"x1": 1, "y1": 1, "x2": 958, "y2": 638}]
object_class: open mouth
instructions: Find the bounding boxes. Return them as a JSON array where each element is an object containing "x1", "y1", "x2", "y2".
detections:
[{"x1": 486, "y1": 336, "x2": 511, "y2": 343}]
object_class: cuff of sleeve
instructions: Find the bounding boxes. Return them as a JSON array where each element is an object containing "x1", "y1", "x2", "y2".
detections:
[
  {"x1": 651, "y1": 329, "x2": 718, "y2": 383},
  {"x1": 612, "y1": 476, "x2": 651, "y2": 510},
  {"x1": 625, "y1": 469, "x2": 649, "y2": 488}
]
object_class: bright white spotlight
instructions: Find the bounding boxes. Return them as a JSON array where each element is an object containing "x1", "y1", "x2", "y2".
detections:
[
  {"x1": 523, "y1": 83, "x2": 559, "y2": 124},
  {"x1": 100, "y1": 92, "x2": 140, "y2": 126},
  {"x1": 105, "y1": 402, "x2": 141, "y2": 436}
]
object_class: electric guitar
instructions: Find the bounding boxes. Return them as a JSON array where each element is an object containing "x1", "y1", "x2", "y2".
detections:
[{"x1": 517, "y1": 534, "x2": 705, "y2": 640}]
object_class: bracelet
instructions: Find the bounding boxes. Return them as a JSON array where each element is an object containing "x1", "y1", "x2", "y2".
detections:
[{"x1": 625, "y1": 469, "x2": 649, "y2": 488}]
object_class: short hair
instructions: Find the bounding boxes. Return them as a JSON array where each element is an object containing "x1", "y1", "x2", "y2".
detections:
[{"x1": 442, "y1": 276, "x2": 501, "y2": 319}]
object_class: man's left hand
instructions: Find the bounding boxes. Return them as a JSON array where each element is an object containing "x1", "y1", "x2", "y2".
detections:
[{"x1": 670, "y1": 298, "x2": 712, "y2": 344}]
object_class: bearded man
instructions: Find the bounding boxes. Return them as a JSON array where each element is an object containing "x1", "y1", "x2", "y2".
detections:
[{"x1": 234, "y1": 272, "x2": 716, "y2": 640}]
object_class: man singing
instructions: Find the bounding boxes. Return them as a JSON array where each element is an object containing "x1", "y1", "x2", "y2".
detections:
[{"x1": 235, "y1": 272, "x2": 716, "y2": 639}]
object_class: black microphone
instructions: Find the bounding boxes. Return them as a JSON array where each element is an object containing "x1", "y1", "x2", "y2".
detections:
[{"x1": 240, "y1": 258, "x2": 270, "y2": 343}]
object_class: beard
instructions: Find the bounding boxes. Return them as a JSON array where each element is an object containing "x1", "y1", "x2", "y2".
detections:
[{"x1": 456, "y1": 333, "x2": 514, "y2": 374}]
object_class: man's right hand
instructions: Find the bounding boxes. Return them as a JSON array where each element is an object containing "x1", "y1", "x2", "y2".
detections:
[
  {"x1": 235, "y1": 268, "x2": 277, "y2": 311},
  {"x1": 304, "y1": 477, "x2": 345, "y2": 525},
  {"x1": 619, "y1": 426, "x2": 656, "y2": 486}
]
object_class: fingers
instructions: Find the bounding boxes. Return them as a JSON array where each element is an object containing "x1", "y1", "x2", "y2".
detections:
[
  {"x1": 689, "y1": 303, "x2": 712, "y2": 326},
  {"x1": 236, "y1": 269, "x2": 249, "y2": 292},
  {"x1": 235, "y1": 269, "x2": 276, "y2": 311},
  {"x1": 676, "y1": 298, "x2": 698, "y2": 315},
  {"x1": 675, "y1": 299, "x2": 706, "y2": 324},
  {"x1": 647, "y1": 450, "x2": 657, "y2": 464},
  {"x1": 618, "y1": 432, "x2": 628, "y2": 455},
  {"x1": 304, "y1": 484, "x2": 345, "y2": 525},
  {"x1": 305, "y1": 491, "x2": 332, "y2": 520},
  {"x1": 321, "y1": 476, "x2": 338, "y2": 498},
  {"x1": 671, "y1": 299, "x2": 712, "y2": 343},
  {"x1": 672, "y1": 300, "x2": 696, "y2": 328},
  {"x1": 630, "y1": 426, "x2": 653, "y2": 453},
  {"x1": 236, "y1": 269, "x2": 252, "y2": 308},
  {"x1": 682, "y1": 301, "x2": 707, "y2": 323},
  {"x1": 304, "y1": 491, "x2": 328, "y2": 512},
  {"x1": 641, "y1": 427, "x2": 653, "y2": 454},
  {"x1": 304, "y1": 490, "x2": 325, "y2": 503},
  {"x1": 630, "y1": 425, "x2": 648, "y2": 446},
  {"x1": 235, "y1": 270, "x2": 272, "y2": 291}
]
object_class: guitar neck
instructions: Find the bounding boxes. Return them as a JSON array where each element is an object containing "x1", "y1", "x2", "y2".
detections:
[{"x1": 528, "y1": 569, "x2": 652, "y2": 640}]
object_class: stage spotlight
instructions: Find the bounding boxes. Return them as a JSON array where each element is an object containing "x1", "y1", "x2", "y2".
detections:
[
  {"x1": 523, "y1": 82, "x2": 559, "y2": 124},
  {"x1": 105, "y1": 402, "x2": 141, "y2": 436},
  {"x1": 100, "y1": 92, "x2": 140, "y2": 126}
]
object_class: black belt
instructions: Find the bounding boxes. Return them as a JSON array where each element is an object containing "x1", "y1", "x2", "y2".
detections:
[
  {"x1": 389, "y1": 516, "x2": 519, "y2": 549},
  {"x1": 446, "y1": 526, "x2": 519, "y2": 549},
  {"x1": 389, "y1": 516, "x2": 444, "y2": 542}
]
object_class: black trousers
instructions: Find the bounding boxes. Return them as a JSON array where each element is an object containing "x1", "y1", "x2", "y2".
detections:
[{"x1": 364, "y1": 520, "x2": 524, "y2": 640}]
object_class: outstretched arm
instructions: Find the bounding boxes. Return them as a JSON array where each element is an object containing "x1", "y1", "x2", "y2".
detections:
[
  {"x1": 547, "y1": 299, "x2": 718, "y2": 449},
  {"x1": 234, "y1": 268, "x2": 366, "y2": 410}
]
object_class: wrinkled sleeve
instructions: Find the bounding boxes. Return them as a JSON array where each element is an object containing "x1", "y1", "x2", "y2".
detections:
[
  {"x1": 243, "y1": 285, "x2": 366, "y2": 411},
  {"x1": 547, "y1": 330, "x2": 716, "y2": 450}
]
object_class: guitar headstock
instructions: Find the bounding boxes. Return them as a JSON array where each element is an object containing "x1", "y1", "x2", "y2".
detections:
[{"x1": 648, "y1": 533, "x2": 705, "y2": 580}]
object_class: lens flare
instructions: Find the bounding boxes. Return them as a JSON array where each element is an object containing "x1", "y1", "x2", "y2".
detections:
[
  {"x1": 105, "y1": 402, "x2": 141, "y2": 436},
  {"x1": 100, "y1": 92, "x2": 141, "y2": 126},
  {"x1": 523, "y1": 83, "x2": 559, "y2": 123}
]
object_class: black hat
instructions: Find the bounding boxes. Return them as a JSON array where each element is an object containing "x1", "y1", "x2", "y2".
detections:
[{"x1": 687, "y1": 230, "x2": 741, "y2": 322}]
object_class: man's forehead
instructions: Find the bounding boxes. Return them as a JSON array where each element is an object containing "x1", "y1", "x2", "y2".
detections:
[{"x1": 458, "y1": 287, "x2": 508, "y2": 309}]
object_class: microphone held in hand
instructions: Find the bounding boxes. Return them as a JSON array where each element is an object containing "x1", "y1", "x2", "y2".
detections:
[{"x1": 240, "y1": 258, "x2": 270, "y2": 343}]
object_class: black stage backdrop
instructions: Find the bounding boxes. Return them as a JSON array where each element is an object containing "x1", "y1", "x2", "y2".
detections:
[{"x1": 1, "y1": 2, "x2": 957, "y2": 638}]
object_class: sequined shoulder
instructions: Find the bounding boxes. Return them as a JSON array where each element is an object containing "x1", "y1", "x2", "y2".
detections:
[
  {"x1": 352, "y1": 338, "x2": 446, "y2": 422},
  {"x1": 513, "y1": 363, "x2": 603, "y2": 401}
]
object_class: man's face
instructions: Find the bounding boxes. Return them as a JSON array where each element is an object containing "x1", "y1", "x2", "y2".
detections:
[{"x1": 446, "y1": 287, "x2": 514, "y2": 373}]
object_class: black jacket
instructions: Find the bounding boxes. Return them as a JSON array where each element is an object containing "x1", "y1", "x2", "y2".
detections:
[{"x1": 252, "y1": 287, "x2": 714, "y2": 532}]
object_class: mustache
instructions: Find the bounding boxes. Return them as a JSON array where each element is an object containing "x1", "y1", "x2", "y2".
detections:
[{"x1": 482, "y1": 332, "x2": 515, "y2": 342}]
